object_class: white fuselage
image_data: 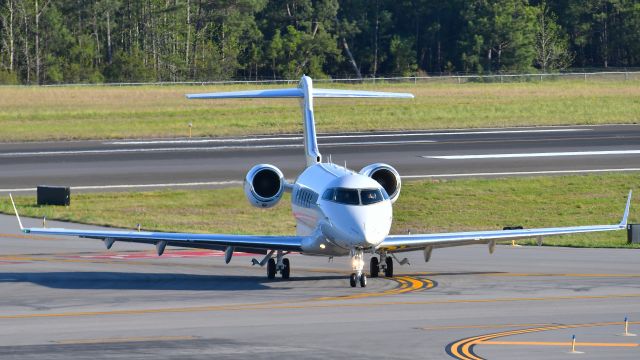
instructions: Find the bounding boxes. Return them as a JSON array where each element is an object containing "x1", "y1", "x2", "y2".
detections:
[{"x1": 291, "y1": 163, "x2": 393, "y2": 256}]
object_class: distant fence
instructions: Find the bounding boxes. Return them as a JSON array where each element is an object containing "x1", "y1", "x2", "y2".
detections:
[
  {"x1": 348, "y1": 71, "x2": 640, "y2": 85},
  {"x1": 19, "y1": 70, "x2": 640, "y2": 88}
]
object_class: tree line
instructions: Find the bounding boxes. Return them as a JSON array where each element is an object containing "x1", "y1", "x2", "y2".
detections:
[{"x1": 1, "y1": 0, "x2": 639, "y2": 84}]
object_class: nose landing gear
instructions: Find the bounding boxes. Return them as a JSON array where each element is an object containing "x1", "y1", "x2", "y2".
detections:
[{"x1": 350, "y1": 249, "x2": 367, "y2": 287}]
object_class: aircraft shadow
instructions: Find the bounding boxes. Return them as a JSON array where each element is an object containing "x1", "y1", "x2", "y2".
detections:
[{"x1": 0, "y1": 271, "x2": 351, "y2": 291}]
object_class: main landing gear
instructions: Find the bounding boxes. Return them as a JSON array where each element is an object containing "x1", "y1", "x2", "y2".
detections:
[
  {"x1": 350, "y1": 249, "x2": 367, "y2": 288},
  {"x1": 369, "y1": 254, "x2": 393, "y2": 278},
  {"x1": 266, "y1": 250, "x2": 290, "y2": 279}
]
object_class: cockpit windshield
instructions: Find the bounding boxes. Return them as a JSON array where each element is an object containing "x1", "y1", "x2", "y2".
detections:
[
  {"x1": 360, "y1": 189, "x2": 384, "y2": 205},
  {"x1": 322, "y1": 187, "x2": 386, "y2": 206}
]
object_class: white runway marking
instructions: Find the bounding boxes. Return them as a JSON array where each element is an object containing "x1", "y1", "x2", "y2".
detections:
[
  {"x1": 107, "y1": 136, "x2": 303, "y2": 145},
  {"x1": 425, "y1": 150, "x2": 640, "y2": 160},
  {"x1": 402, "y1": 168, "x2": 640, "y2": 179},
  {"x1": 0, "y1": 145, "x2": 299, "y2": 157},
  {"x1": 106, "y1": 128, "x2": 590, "y2": 145},
  {"x1": 0, "y1": 140, "x2": 436, "y2": 157},
  {"x1": 0, "y1": 181, "x2": 243, "y2": 193}
]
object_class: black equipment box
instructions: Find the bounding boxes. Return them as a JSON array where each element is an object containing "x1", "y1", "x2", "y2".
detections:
[
  {"x1": 628, "y1": 224, "x2": 640, "y2": 244},
  {"x1": 503, "y1": 226, "x2": 523, "y2": 230},
  {"x1": 37, "y1": 186, "x2": 70, "y2": 206}
]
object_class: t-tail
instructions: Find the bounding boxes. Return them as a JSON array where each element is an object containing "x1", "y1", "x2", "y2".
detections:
[{"x1": 186, "y1": 76, "x2": 414, "y2": 167}]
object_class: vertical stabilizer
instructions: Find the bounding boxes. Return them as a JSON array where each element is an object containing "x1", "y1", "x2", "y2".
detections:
[{"x1": 298, "y1": 76, "x2": 322, "y2": 166}]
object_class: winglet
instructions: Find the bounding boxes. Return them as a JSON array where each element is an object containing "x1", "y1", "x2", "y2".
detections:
[
  {"x1": 620, "y1": 190, "x2": 632, "y2": 227},
  {"x1": 9, "y1": 194, "x2": 25, "y2": 231}
]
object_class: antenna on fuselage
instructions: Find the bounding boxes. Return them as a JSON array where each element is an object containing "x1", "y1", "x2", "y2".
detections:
[{"x1": 185, "y1": 76, "x2": 414, "y2": 168}]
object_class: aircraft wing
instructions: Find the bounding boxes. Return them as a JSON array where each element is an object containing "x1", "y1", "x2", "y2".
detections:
[
  {"x1": 9, "y1": 196, "x2": 304, "y2": 254},
  {"x1": 22, "y1": 228, "x2": 304, "y2": 252},
  {"x1": 379, "y1": 191, "x2": 632, "y2": 253}
]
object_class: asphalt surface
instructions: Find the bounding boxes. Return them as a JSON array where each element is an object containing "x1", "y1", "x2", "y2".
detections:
[
  {"x1": 1, "y1": 125, "x2": 639, "y2": 359},
  {"x1": 1, "y1": 124, "x2": 640, "y2": 194},
  {"x1": 1, "y1": 215, "x2": 639, "y2": 359}
]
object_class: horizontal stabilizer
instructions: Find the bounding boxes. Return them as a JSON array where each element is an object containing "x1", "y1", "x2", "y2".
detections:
[
  {"x1": 186, "y1": 87, "x2": 414, "y2": 100},
  {"x1": 186, "y1": 88, "x2": 303, "y2": 99},
  {"x1": 312, "y1": 88, "x2": 414, "y2": 99}
]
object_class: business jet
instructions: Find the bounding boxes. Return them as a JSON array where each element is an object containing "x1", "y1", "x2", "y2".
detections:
[{"x1": 10, "y1": 76, "x2": 632, "y2": 288}]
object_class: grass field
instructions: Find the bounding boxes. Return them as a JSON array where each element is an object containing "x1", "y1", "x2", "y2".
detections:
[
  {"x1": 0, "y1": 80, "x2": 639, "y2": 142},
  {"x1": 2, "y1": 173, "x2": 638, "y2": 248}
]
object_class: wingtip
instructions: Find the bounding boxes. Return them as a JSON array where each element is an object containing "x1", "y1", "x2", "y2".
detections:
[
  {"x1": 9, "y1": 193, "x2": 24, "y2": 231},
  {"x1": 620, "y1": 190, "x2": 632, "y2": 227}
]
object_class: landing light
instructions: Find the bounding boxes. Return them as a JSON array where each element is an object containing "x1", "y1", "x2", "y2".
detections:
[
  {"x1": 319, "y1": 244, "x2": 326, "y2": 249},
  {"x1": 351, "y1": 256, "x2": 364, "y2": 269}
]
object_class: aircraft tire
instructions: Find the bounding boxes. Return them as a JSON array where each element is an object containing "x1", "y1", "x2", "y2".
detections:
[
  {"x1": 282, "y1": 258, "x2": 290, "y2": 279},
  {"x1": 359, "y1": 273, "x2": 367, "y2": 288},
  {"x1": 384, "y1": 256, "x2": 394, "y2": 277},
  {"x1": 349, "y1": 273, "x2": 357, "y2": 287},
  {"x1": 370, "y1": 257, "x2": 379, "y2": 278},
  {"x1": 267, "y1": 258, "x2": 276, "y2": 279}
]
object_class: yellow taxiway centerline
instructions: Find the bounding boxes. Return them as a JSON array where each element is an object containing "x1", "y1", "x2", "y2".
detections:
[{"x1": 447, "y1": 321, "x2": 640, "y2": 360}]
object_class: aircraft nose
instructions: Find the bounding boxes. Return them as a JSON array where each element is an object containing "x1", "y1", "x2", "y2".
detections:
[
  {"x1": 359, "y1": 220, "x2": 388, "y2": 246},
  {"x1": 325, "y1": 202, "x2": 392, "y2": 248}
]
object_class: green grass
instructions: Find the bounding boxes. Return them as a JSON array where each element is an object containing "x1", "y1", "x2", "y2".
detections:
[
  {"x1": 2, "y1": 173, "x2": 639, "y2": 248},
  {"x1": 0, "y1": 80, "x2": 639, "y2": 142}
]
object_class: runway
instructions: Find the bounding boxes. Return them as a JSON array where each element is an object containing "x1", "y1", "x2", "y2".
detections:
[
  {"x1": 1, "y1": 215, "x2": 639, "y2": 359},
  {"x1": 1, "y1": 124, "x2": 640, "y2": 194}
]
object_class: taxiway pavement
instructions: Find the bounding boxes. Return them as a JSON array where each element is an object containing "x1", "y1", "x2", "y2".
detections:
[
  {"x1": 1, "y1": 124, "x2": 640, "y2": 194},
  {"x1": 0, "y1": 215, "x2": 639, "y2": 359}
]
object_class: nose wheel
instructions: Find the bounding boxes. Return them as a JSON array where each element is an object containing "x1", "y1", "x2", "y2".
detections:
[{"x1": 350, "y1": 272, "x2": 367, "y2": 287}]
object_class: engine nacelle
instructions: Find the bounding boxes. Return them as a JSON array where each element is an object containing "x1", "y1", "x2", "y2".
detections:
[
  {"x1": 244, "y1": 164, "x2": 285, "y2": 208},
  {"x1": 359, "y1": 163, "x2": 402, "y2": 203}
]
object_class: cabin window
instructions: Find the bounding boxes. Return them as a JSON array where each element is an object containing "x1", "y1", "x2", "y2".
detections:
[{"x1": 295, "y1": 187, "x2": 319, "y2": 208}]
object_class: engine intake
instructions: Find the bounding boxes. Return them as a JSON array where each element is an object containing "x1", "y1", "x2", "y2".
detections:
[
  {"x1": 244, "y1": 164, "x2": 285, "y2": 208},
  {"x1": 359, "y1": 163, "x2": 401, "y2": 203}
]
